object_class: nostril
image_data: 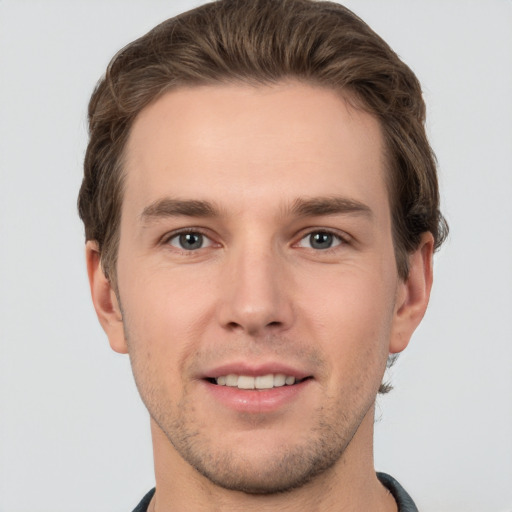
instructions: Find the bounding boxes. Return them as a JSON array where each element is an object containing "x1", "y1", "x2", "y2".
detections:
[
  {"x1": 221, "y1": 315, "x2": 287, "y2": 335},
  {"x1": 226, "y1": 321, "x2": 242, "y2": 331}
]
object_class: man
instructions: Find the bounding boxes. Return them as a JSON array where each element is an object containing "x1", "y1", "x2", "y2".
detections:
[{"x1": 78, "y1": 0, "x2": 447, "y2": 510}]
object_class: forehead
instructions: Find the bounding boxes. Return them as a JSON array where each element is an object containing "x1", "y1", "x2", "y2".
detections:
[{"x1": 122, "y1": 82, "x2": 388, "y2": 219}]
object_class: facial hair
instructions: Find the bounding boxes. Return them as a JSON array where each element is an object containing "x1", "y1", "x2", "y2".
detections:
[{"x1": 125, "y1": 327, "x2": 382, "y2": 495}]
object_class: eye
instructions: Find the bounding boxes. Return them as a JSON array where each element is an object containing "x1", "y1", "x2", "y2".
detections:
[
  {"x1": 167, "y1": 231, "x2": 213, "y2": 251},
  {"x1": 297, "y1": 231, "x2": 343, "y2": 250}
]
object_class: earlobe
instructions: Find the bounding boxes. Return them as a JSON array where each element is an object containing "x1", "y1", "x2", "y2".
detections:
[
  {"x1": 85, "y1": 241, "x2": 128, "y2": 354},
  {"x1": 389, "y1": 232, "x2": 434, "y2": 354}
]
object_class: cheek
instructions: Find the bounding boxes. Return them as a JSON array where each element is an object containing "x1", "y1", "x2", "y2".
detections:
[
  {"x1": 118, "y1": 266, "x2": 215, "y2": 378},
  {"x1": 301, "y1": 264, "x2": 395, "y2": 327},
  {"x1": 297, "y1": 265, "x2": 396, "y2": 369}
]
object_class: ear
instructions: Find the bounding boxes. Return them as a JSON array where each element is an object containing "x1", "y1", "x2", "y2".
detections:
[
  {"x1": 389, "y1": 232, "x2": 434, "y2": 354},
  {"x1": 86, "y1": 241, "x2": 128, "y2": 354}
]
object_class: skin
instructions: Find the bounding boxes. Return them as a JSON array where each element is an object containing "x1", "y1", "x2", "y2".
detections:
[{"x1": 87, "y1": 82, "x2": 433, "y2": 511}]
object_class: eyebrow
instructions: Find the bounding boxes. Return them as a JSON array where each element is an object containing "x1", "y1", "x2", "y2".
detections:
[
  {"x1": 290, "y1": 196, "x2": 373, "y2": 218},
  {"x1": 139, "y1": 195, "x2": 372, "y2": 224},
  {"x1": 140, "y1": 198, "x2": 220, "y2": 224}
]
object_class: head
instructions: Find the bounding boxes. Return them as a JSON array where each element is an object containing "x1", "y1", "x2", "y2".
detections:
[{"x1": 79, "y1": 0, "x2": 447, "y2": 498}]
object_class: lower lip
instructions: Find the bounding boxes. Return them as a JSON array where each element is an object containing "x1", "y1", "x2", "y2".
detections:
[{"x1": 202, "y1": 379, "x2": 311, "y2": 413}]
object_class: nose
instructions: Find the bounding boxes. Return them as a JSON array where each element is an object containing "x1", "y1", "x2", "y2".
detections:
[{"x1": 216, "y1": 240, "x2": 294, "y2": 336}]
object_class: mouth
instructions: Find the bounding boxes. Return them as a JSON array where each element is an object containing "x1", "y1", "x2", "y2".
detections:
[
  {"x1": 205, "y1": 373, "x2": 312, "y2": 390},
  {"x1": 201, "y1": 366, "x2": 313, "y2": 412}
]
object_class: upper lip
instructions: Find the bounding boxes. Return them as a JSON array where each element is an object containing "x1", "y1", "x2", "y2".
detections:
[{"x1": 199, "y1": 362, "x2": 312, "y2": 380}]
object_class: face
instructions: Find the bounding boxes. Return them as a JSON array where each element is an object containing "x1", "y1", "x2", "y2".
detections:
[{"x1": 89, "y1": 82, "x2": 431, "y2": 494}]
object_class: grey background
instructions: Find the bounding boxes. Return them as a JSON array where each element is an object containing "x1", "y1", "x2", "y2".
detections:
[{"x1": 1, "y1": 1, "x2": 511, "y2": 511}]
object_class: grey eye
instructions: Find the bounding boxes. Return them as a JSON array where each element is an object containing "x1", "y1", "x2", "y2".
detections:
[
  {"x1": 298, "y1": 231, "x2": 342, "y2": 250},
  {"x1": 168, "y1": 232, "x2": 211, "y2": 250}
]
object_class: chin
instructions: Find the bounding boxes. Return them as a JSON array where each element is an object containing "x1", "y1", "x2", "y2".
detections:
[{"x1": 164, "y1": 418, "x2": 350, "y2": 495}]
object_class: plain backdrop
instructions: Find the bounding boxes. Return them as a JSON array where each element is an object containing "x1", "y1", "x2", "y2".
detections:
[{"x1": 1, "y1": 1, "x2": 511, "y2": 511}]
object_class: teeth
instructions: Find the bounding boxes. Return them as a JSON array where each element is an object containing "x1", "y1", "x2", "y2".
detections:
[
  {"x1": 237, "y1": 375, "x2": 255, "y2": 389},
  {"x1": 255, "y1": 374, "x2": 274, "y2": 389},
  {"x1": 273, "y1": 374, "x2": 286, "y2": 386},
  {"x1": 226, "y1": 374, "x2": 238, "y2": 386},
  {"x1": 214, "y1": 373, "x2": 299, "y2": 389}
]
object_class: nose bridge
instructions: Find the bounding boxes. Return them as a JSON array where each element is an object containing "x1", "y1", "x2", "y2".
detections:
[{"x1": 218, "y1": 232, "x2": 292, "y2": 334}]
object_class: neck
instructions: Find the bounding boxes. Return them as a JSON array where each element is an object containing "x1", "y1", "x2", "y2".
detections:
[{"x1": 148, "y1": 406, "x2": 397, "y2": 512}]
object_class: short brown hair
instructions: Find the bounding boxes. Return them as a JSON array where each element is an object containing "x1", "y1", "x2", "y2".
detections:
[{"x1": 78, "y1": 0, "x2": 447, "y2": 286}]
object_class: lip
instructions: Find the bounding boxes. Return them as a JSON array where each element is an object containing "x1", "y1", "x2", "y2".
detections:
[
  {"x1": 201, "y1": 378, "x2": 311, "y2": 413},
  {"x1": 198, "y1": 361, "x2": 313, "y2": 414},
  {"x1": 200, "y1": 362, "x2": 311, "y2": 380}
]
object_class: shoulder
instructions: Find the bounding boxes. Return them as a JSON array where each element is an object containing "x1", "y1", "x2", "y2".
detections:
[
  {"x1": 131, "y1": 488, "x2": 155, "y2": 512},
  {"x1": 377, "y1": 472, "x2": 419, "y2": 512}
]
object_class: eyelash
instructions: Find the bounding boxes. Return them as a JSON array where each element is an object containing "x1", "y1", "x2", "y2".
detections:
[
  {"x1": 161, "y1": 228, "x2": 351, "y2": 252},
  {"x1": 294, "y1": 228, "x2": 351, "y2": 251},
  {"x1": 162, "y1": 228, "x2": 216, "y2": 252}
]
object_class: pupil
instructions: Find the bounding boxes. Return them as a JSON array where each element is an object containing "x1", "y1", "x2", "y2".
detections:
[
  {"x1": 180, "y1": 233, "x2": 202, "y2": 250},
  {"x1": 311, "y1": 232, "x2": 332, "y2": 249}
]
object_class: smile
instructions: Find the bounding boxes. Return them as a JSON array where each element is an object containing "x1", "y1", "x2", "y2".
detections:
[
  {"x1": 202, "y1": 370, "x2": 313, "y2": 412},
  {"x1": 213, "y1": 373, "x2": 304, "y2": 389}
]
